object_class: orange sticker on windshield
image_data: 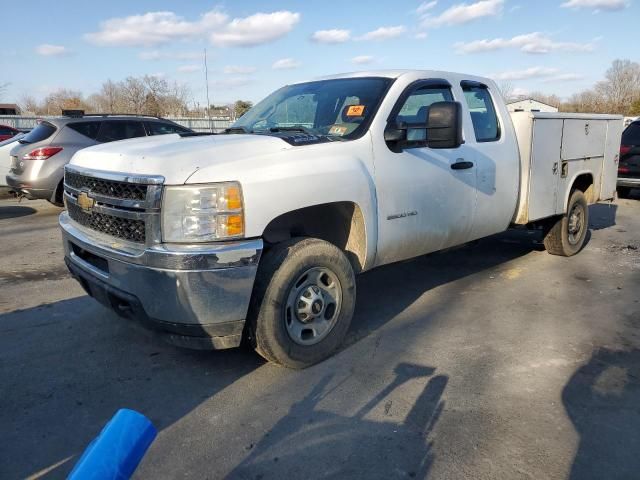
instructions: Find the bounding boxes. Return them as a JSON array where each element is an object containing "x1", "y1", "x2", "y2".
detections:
[{"x1": 346, "y1": 105, "x2": 365, "y2": 116}]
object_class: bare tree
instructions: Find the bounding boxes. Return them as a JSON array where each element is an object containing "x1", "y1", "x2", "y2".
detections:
[{"x1": 497, "y1": 81, "x2": 515, "y2": 102}]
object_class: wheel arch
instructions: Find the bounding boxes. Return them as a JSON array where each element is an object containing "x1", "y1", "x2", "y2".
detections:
[
  {"x1": 261, "y1": 201, "x2": 369, "y2": 274},
  {"x1": 563, "y1": 171, "x2": 595, "y2": 211}
]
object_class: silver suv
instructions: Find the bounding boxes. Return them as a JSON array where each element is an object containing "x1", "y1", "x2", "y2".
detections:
[{"x1": 6, "y1": 114, "x2": 193, "y2": 205}]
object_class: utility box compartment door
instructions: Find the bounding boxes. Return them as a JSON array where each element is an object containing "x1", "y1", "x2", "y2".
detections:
[
  {"x1": 601, "y1": 120, "x2": 624, "y2": 200},
  {"x1": 528, "y1": 119, "x2": 562, "y2": 221},
  {"x1": 561, "y1": 119, "x2": 608, "y2": 160}
]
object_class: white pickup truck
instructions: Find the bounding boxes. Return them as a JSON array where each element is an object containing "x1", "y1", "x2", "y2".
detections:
[{"x1": 59, "y1": 70, "x2": 622, "y2": 368}]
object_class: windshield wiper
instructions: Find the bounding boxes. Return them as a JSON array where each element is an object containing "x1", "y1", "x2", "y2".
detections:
[
  {"x1": 269, "y1": 126, "x2": 314, "y2": 134},
  {"x1": 224, "y1": 126, "x2": 252, "y2": 134}
]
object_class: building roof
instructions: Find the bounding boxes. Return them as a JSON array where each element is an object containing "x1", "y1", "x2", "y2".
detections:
[{"x1": 506, "y1": 98, "x2": 558, "y2": 108}]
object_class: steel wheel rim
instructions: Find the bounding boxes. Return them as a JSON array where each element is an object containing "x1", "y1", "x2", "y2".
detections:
[
  {"x1": 284, "y1": 267, "x2": 342, "y2": 346},
  {"x1": 567, "y1": 202, "x2": 585, "y2": 245}
]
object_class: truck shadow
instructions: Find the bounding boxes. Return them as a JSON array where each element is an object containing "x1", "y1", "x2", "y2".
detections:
[
  {"x1": 563, "y1": 348, "x2": 640, "y2": 480},
  {"x1": 227, "y1": 363, "x2": 447, "y2": 480},
  {"x1": 589, "y1": 203, "x2": 617, "y2": 230},
  {"x1": 0, "y1": 205, "x2": 37, "y2": 219},
  {"x1": 347, "y1": 228, "x2": 544, "y2": 345}
]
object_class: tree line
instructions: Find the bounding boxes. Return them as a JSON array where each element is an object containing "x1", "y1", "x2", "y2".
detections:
[
  {"x1": 501, "y1": 59, "x2": 640, "y2": 116},
  {"x1": 13, "y1": 75, "x2": 253, "y2": 119}
]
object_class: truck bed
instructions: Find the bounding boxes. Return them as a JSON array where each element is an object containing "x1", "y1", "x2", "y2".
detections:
[{"x1": 510, "y1": 112, "x2": 623, "y2": 224}]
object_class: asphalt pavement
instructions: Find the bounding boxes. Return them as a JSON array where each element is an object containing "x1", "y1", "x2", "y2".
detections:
[{"x1": 1, "y1": 193, "x2": 639, "y2": 480}]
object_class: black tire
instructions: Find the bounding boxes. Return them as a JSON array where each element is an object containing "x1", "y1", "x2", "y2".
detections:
[
  {"x1": 617, "y1": 186, "x2": 631, "y2": 199},
  {"x1": 543, "y1": 189, "x2": 589, "y2": 257},
  {"x1": 247, "y1": 237, "x2": 356, "y2": 369}
]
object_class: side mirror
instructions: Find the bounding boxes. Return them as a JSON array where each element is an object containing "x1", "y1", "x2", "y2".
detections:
[
  {"x1": 426, "y1": 101, "x2": 464, "y2": 149},
  {"x1": 383, "y1": 123, "x2": 407, "y2": 143}
]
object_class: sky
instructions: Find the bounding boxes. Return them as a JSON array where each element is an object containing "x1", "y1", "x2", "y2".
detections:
[{"x1": 0, "y1": 0, "x2": 637, "y2": 107}]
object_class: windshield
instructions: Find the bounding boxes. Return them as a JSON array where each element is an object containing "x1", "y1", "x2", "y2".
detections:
[{"x1": 233, "y1": 77, "x2": 392, "y2": 140}]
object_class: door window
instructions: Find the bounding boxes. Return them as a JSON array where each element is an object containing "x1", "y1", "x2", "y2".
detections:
[
  {"x1": 461, "y1": 85, "x2": 500, "y2": 142},
  {"x1": 392, "y1": 87, "x2": 453, "y2": 146},
  {"x1": 96, "y1": 121, "x2": 146, "y2": 143}
]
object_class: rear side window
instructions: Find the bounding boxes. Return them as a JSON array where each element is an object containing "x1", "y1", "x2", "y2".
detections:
[
  {"x1": 462, "y1": 85, "x2": 500, "y2": 142},
  {"x1": 21, "y1": 122, "x2": 56, "y2": 143},
  {"x1": 145, "y1": 121, "x2": 190, "y2": 136},
  {"x1": 622, "y1": 123, "x2": 640, "y2": 145},
  {"x1": 96, "y1": 121, "x2": 146, "y2": 143},
  {"x1": 67, "y1": 121, "x2": 102, "y2": 140}
]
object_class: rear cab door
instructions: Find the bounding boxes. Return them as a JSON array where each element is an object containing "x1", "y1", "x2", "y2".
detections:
[{"x1": 459, "y1": 80, "x2": 520, "y2": 240}]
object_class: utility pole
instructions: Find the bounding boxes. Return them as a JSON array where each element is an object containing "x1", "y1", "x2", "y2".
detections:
[{"x1": 204, "y1": 48, "x2": 212, "y2": 133}]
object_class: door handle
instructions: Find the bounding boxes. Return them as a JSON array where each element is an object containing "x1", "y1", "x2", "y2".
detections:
[{"x1": 451, "y1": 160, "x2": 474, "y2": 170}]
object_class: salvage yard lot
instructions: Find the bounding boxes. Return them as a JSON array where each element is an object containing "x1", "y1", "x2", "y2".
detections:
[{"x1": 1, "y1": 195, "x2": 639, "y2": 480}]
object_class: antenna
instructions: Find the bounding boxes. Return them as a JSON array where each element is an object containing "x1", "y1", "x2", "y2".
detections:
[{"x1": 204, "y1": 48, "x2": 212, "y2": 133}]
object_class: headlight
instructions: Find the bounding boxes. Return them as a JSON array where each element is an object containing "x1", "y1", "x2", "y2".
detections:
[{"x1": 162, "y1": 183, "x2": 244, "y2": 242}]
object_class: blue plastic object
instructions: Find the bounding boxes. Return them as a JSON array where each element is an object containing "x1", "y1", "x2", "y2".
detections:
[{"x1": 68, "y1": 409, "x2": 157, "y2": 480}]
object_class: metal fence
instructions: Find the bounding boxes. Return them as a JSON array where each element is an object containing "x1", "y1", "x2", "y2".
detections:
[{"x1": 0, "y1": 115, "x2": 232, "y2": 132}]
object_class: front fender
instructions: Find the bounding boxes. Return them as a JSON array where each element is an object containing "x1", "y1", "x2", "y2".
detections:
[{"x1": 187, "y1": 136, "x2": 379, "y2": 269}]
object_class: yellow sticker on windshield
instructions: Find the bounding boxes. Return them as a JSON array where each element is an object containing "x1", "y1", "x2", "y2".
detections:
[
  {"x1": 329, "y1": 125, "x2": 349, "y2": 136},
  {"x1": 346, "y1": 105, "x2": 365, "y2": 116}
]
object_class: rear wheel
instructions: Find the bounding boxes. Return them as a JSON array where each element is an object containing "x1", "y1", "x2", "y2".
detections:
[
  {"x1": 617, "y1": 186, "x2": 632, "y2": 199},
  {"x1": 247, "y1": 237, "x2": 356, "y2": 369},
  {"x1": 543, "y1": 190, "x2": 589, "y2": 257}
]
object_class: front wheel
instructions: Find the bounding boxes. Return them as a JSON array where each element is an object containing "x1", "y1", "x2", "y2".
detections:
[
  {"x1": 543, "y1": 189, "x2": 589, "y2": 257},
  {"x1": 247, "y1": 237, "x2": 356, "y2": 369}
]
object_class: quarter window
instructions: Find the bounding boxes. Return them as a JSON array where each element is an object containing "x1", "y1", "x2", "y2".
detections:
[
  {"x1": 462, "y1": 85, "x2": 500, "y2": 142},
  {"x1": 67, "y1": 121, "x2": 102, "y2": 140}
]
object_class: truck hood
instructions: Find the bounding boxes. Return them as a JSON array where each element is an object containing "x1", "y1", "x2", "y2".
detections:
[{"x1": 70, "y1": 133, "x2": 293, "y2": 184}]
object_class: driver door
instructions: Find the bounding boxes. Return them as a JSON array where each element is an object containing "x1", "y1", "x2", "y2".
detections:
[{"x1": 372, "y1": 81, "x2": 477, "y2": 266}]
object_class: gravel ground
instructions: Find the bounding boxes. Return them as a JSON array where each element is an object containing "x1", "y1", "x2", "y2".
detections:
[{"x1": 1, "y1": 193, "x2": 639, "y2": 480}]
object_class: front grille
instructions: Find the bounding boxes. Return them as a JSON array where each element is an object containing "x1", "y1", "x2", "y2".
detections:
[
  {"x1": 65, "y1": 171, "x2": 148, "y2": 201},
  {"x1": 67, "y1": 202, "x2": 146, "y2": 243}
]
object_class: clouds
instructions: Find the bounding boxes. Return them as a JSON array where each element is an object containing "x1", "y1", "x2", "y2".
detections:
[
  {"x1": 351, "y1": 55, "x2": 375, "y2": 65},
  {"x1": 312, "y1": 25, "x2": 408, "y2": 44},
  {"x1": 85, "y1": 9, "x2": 299, "y2": 48},
  {"x1": 139, "y1": 50, "x2": 201, "y2": 61},
  {"x1": 209, "y1": 11, "x2": 300, "y2": 47},
  {"x1": 272, "y1": 58, "x2": 301, "y2": 70},
  {"x1": 455, "y1": 32, "x2": 596, "y2": 54},
  {"x1": 311, "y1": 29, "x2": 351, "y2": 44},
  {"x1": 35, "y1": 44, "x2": 69, "y2": 56},
  {"x1": 561, "y1": 0, "x2": 629, "y2": 11},
  {"x1": 491, "y1": 66, "x2": 584, "y2": 82},
  {"x1": 420, "y1": 0, "x2": 504, "y2": 28},
  {"x1": 357, "y1": 26, "x2": 406, "y2": 41},
  {"x1": 223, "y1": 65, "x2": 257, "y2": 74},
  {"x1": 177, "y1": 65, "x2": 201, "y2": 73}
]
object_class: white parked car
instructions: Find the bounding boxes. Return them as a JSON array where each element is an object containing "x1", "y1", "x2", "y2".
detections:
[
  {"x1": 0, "y1": 133, "x2": 24, "y2": 187},
  {"x1": 59, "y1": 70, "x2": 623, "y2": 368}
]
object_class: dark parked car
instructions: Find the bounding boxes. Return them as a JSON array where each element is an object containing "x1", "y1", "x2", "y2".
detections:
[
  {"x1": 6, "y1": 114, "x2": 193, "y2": 205},
  {"x1": 618, "y1": 120, "x2": 640, "y2": 198},
  {"x1": 0, "y1": 124, "x2": 20, "y2": 142}
]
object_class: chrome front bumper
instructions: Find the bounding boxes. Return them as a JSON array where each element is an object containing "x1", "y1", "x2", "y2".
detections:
[{"x1": 60, "y1": 212, "x2": 263, "y2": 349}]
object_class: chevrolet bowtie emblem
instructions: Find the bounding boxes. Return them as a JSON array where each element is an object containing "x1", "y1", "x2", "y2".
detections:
[{"x1": 77, "y1": 191, "x2": 95, "y2": 212}]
